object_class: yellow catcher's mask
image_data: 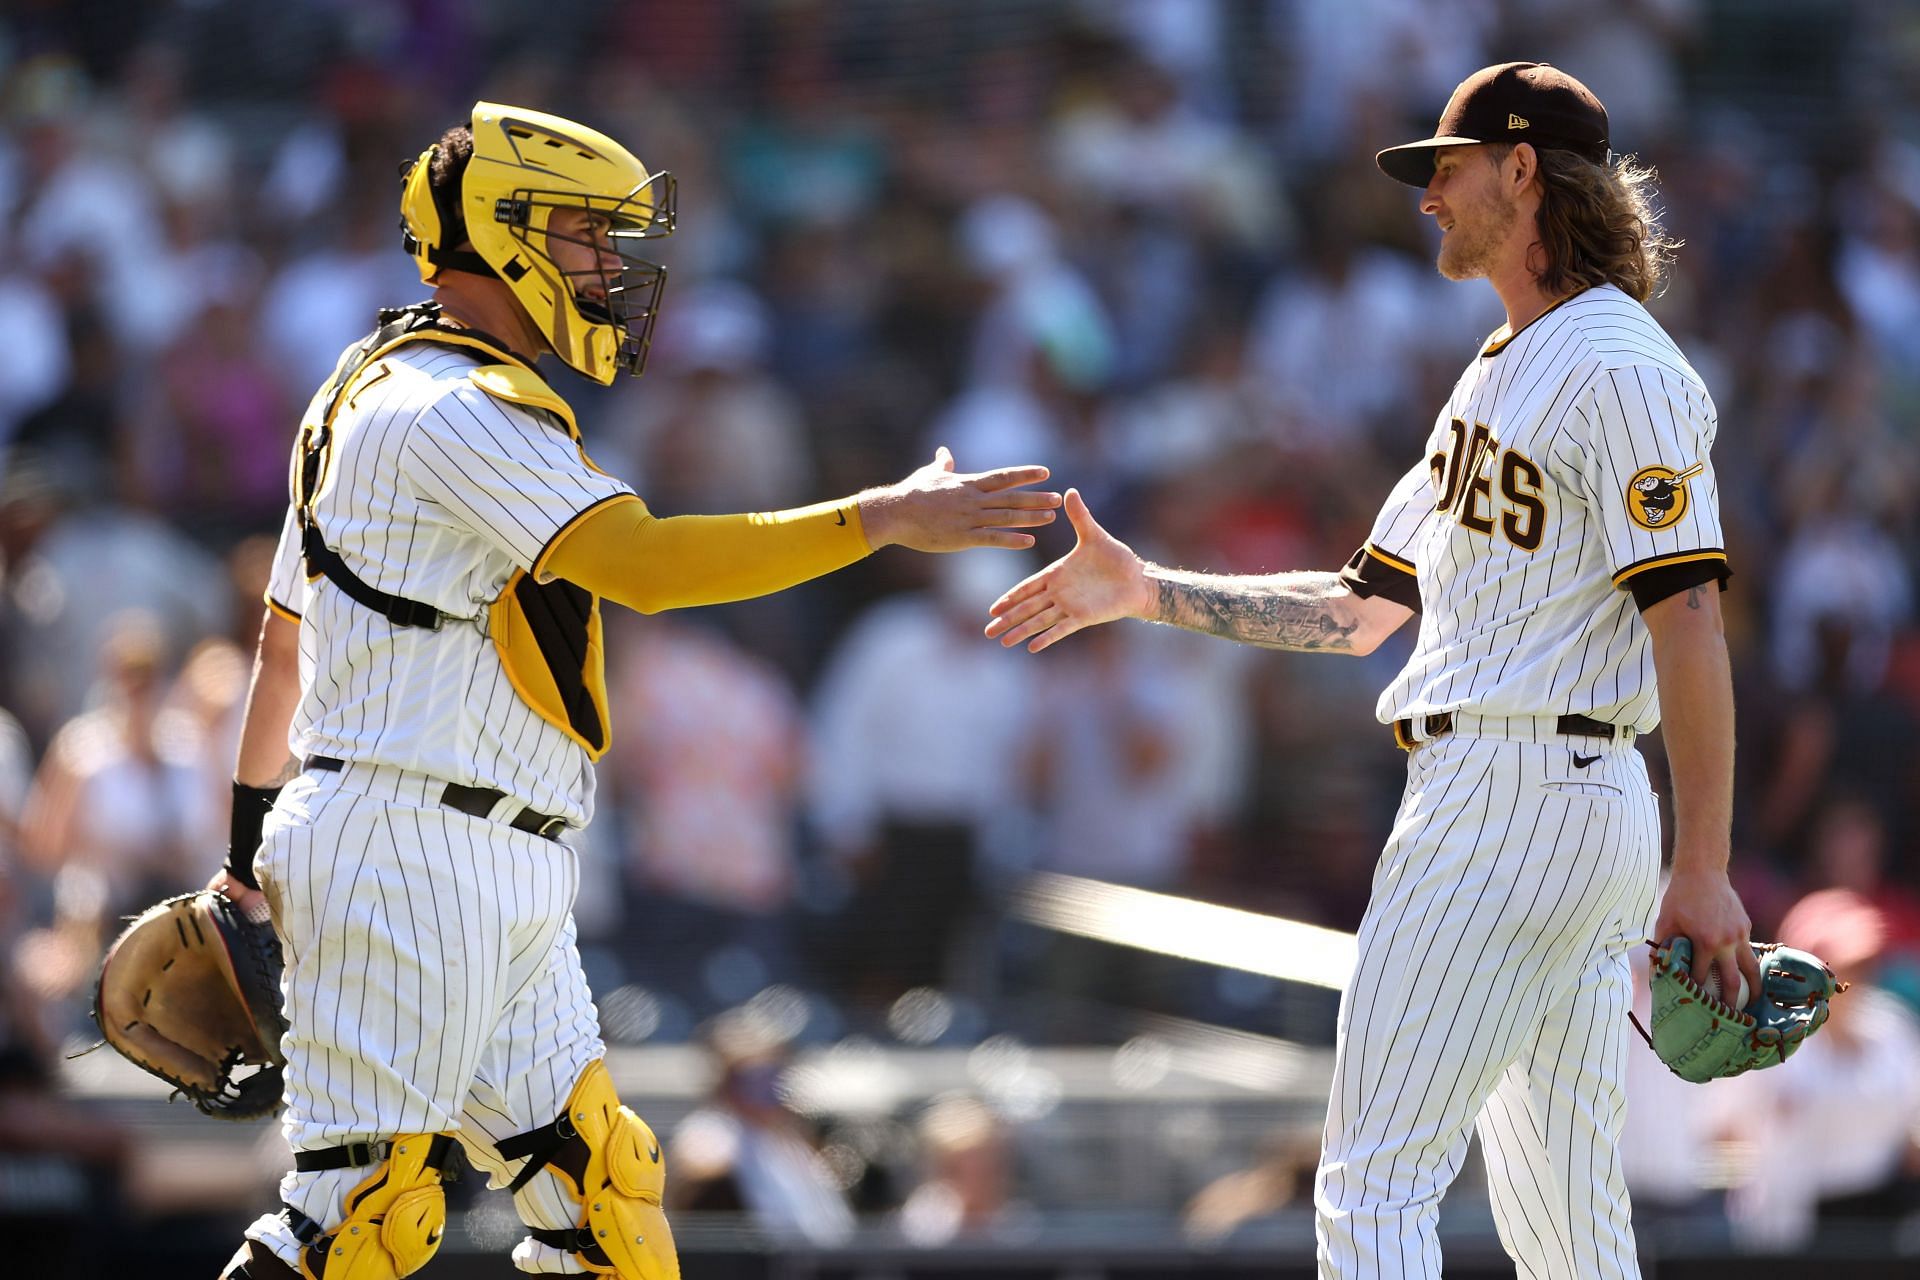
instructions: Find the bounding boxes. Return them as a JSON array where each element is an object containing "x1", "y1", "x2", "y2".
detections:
[{"x1": 399, "y1": 102, "x2": 676, "y2": 383}]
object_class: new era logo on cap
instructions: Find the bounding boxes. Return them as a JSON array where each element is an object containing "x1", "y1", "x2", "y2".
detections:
[{"x1": 1375, "y1": 62, "x2": 1611, "y2": 187}]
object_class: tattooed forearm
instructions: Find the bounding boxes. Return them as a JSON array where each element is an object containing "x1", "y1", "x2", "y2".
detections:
[
  {"x1": 267, "y1": 756, "x2": 304, "y2": 788},
  {"x1": 1147, "y1": 569, "x2": 1363, "y2": 651}
]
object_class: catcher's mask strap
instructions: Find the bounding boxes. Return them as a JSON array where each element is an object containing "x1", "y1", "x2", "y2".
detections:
[{"x1": 407, "y1": 234, "x2": 497, "y2": 279}]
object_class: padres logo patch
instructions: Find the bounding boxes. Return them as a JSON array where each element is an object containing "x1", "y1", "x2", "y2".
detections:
[{"x1": 1627, "y1": 462, "x2": 1703, "y2": 530}]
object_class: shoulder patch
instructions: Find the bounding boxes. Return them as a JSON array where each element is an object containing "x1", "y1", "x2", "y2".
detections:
[
  {"x1": 1626, "y1": 461, "x2": 1704, "y2": 531},
  {"x1": 468, "y1": 364, "x2": 579, "y2": 439}
]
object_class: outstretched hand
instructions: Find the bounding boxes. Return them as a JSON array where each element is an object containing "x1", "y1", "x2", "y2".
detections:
[
  {"x1": 859, "y1": 446, "x2": 1061, "y2": 552},
  {"x1": 984, "y1": 488, "x2": 1154, "y2": 652}
]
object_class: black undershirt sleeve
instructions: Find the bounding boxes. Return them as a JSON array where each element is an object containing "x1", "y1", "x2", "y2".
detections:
[
  {"x1": 1627, "y1": 558, "x2": 1731, "y2": 612},
  {"x1": 1339, "y1": 545, "x2": 1420, "y2": 612}
]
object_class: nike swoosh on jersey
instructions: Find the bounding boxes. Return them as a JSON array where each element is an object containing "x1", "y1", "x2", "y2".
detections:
[{"x1": 1572, "y1": 752, "x2": 1600, "y2": 768}]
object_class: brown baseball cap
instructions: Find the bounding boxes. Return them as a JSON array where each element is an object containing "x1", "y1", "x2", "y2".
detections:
[{"x1": 1375, "y1": 62, "x2": 1611, "y2": 188}]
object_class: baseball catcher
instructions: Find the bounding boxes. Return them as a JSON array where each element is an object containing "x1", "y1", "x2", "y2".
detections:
[
  {"x1": 1640, "y1": 935, "x2": 1845, "y2": 1083},
  {"x1": 93, "y1": 890, "x2": 288, "y2": 1119},
  {"x1": 206, "y1": 95, "x2": 1057, "y2": 1280}
]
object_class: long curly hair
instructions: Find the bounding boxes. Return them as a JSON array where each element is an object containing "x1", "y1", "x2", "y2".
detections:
[{"x1": 1493, "y1": 145, "x2": 1677, "y2": 302}]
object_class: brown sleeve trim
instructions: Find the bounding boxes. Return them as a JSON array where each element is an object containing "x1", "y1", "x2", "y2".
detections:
[
  {"x1": 1629, "y1": 557, "x2": 1732, "y2": 612},
  {"x1": 264, "y1": 594, "x2": 302, "y2": 624},
  {"x1": 1340, "y1": 544, "x2": 1420, "y2": 612}
]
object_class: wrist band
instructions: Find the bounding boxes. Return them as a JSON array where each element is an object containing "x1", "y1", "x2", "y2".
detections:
[{"x1": 226, "y1": 780, "x2": 284, "y2": 891}]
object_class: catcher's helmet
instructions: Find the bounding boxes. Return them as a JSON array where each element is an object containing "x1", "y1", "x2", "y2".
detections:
[{"x1": 399, "y1": 102, "x2": 676, "y2": 382}]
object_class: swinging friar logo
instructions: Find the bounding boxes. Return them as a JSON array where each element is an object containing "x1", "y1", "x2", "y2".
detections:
[{"x1": 1627, "y1": 462, "x2": 1704, "y2": 531}]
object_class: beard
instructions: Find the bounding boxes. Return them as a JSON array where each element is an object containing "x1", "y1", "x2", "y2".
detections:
[{"x1": 1436, "y1": 192, "x2": 1517, "y2": 281}]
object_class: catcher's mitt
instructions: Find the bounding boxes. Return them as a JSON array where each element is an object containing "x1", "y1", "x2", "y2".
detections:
[
  {"x1": 1642, "y1": 935, "x2": 1844, "y2": 1084},
  {"x1": 93, "y1": 890, "x2": 288, "y2": 1119}
]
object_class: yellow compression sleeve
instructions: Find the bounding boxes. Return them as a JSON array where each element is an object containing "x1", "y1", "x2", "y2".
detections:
[{"x1": 540, "y1": 494, "x2": 872, "y2": 613}]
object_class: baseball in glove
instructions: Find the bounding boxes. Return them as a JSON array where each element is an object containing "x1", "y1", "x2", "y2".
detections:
[
  {"x1": 93, "y1": 890, "x2": 288, "y2": 1119},
  {"x1": 1640, "y1": 935, "x2": 1845, "y2": 1084}
]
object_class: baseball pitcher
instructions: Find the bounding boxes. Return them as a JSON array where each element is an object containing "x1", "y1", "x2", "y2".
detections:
[{"x1": 986, "y1": 63, "x2": 1754, "y2": 1279}]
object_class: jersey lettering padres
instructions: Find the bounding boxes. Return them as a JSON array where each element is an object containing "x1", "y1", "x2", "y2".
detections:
[
  {"x1": 1352, "y1": 284, "x2": 1727, "y2": 732},
  {"x1": 266, "y1": 340, "x2": 632, "y2": 824}
]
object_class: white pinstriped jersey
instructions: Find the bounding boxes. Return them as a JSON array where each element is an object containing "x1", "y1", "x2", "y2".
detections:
[
  {"x1": 266, "y1": 341, "x2": 632, "y2": 825},
  {"x1": 1362, "y1": 284, "x2": 1726, "y2": 732}
]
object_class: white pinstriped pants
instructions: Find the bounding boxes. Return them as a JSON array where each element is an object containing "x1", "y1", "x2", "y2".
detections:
[
  {"x1": 1315, "y1": 730, "x2": 1660, "y2": 1279},
  {"x1": 246, "y1": 767, "x2": 608, "y2": 1275}
]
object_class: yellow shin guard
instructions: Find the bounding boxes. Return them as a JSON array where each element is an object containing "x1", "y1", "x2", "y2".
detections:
[
  {"x1": 299, "y1": 1134, "x2": 452, "y2": 1280},
  {"x1": 518, "y1": 1059, "x2": 679, "y2": 1280}
]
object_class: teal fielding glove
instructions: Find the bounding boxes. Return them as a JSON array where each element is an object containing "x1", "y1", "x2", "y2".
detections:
[{"x1": 1645, "y1": 936, "x2": 1845, "y2": 1084}]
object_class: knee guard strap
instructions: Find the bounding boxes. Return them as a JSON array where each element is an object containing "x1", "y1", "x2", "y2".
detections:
[
  {"x1": 498, "y1": 1059, "x2": 679, "y2": 1280},
  {"x1": 294, "y1": 1133, "x2": 454, "y2": 1280}
]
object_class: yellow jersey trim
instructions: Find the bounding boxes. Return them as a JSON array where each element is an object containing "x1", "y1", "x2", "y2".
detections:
[
  {"x1": 264, "y1": 594, "x2": 302, "y2": 624},
  {"x1": 465, "y1": 362, "x2": 619, "y2": 474},
  {"x1": 1611, "y1": 548, "x2": 1729, "y2": 588},
  {"x1": 468, "y1": 364, "x2": 579, "y2": 439},
  {"x1": 1365, "y1": 542, "x2": 1417, "y2": 576}
]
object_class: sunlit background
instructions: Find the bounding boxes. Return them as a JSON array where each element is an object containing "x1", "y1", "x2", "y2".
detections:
[{"x1": 2, "y1": 2, "x2": 1918, "y2": 1276}]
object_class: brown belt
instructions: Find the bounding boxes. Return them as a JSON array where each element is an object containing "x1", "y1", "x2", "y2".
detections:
[
  {"x1": 1391, "y1": 712, "x2": 1622, "y2": 752},
  {"x1": 305, "y1": 755, "x2": 567, "y2": 839}
]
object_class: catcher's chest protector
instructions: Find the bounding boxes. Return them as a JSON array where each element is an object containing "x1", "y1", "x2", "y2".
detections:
[{"x1": 294, "y1": 306, "x2": 612, "y2": 758}]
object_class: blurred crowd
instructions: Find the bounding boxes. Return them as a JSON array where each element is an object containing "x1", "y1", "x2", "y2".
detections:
[{"x1": 3, "y1": 0, "x2": 1920, "y2": 1256}]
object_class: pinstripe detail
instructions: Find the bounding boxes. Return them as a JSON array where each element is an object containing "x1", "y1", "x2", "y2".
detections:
[
  {"x1": 1477, "y1": 289, "x2": 1586, "y2": 357},
  {"x1": 1476, "y1": 762, "x2": 1656, "y2": 1278},
  {"x1": 249, "y1": 771, "x2": 603, "y2": 1265},
  {"x1": 242, "y1": 328, "x2": 636, "y2": 1271},
  {"x1": 1365, "y1": 285, "x2": 1726, "y2": 736},
  {"x1": 1316, "y1": 738, "x2": 1656, "y2": 1277},
  {"x1": 1321, "y1": 280, "x2": 1701, "y2": 1279},
  {"x1": 262, "y1": 341, "x2": 626, "y2": 825}
]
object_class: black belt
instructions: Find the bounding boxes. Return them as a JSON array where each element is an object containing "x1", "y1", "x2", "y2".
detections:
[
  {"x1": 1392, "y1": 712, "x2": 1622, "y2": 751},
  {"x1": 305, "y1": 756, "x2": 567, "y2": 839}
]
